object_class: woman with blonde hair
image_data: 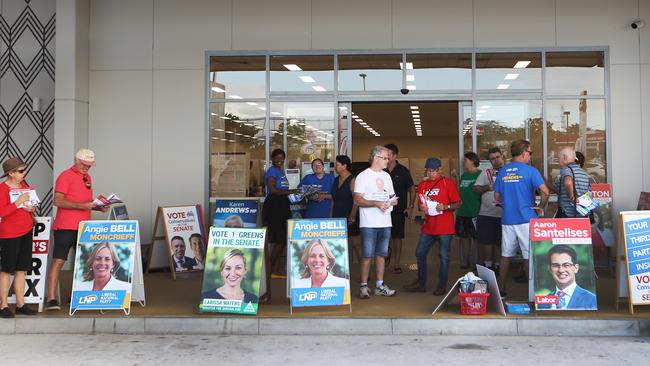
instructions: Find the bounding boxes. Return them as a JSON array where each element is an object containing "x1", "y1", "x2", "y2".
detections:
[
  {"x1": 293, "y1": 238, "x2": 349, "y2": 289},
  {"x1": 201, "y1": 249, "x2": 258, "y2": 303},
  {"x1": 76, "y1": 242, "x2": 130, "y2": 291}
]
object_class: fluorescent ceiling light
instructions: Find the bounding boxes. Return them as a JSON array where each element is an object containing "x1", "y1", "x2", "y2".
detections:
[
  {"x1": 406, "y1": 85, "x2": 416, "y2": 90},
  {"x1": 211, "y1": 86, "x2": 226, "y2": 93},
  {"x1": 513, "y1": 61, "x2": 531, "y2": 69},
  {"x1": 406, "y1": 75, "x2": 415, "y2": 81},
  {"x1": 312, "y1": 86, "x2": 326, "y2": 92},
  {"x1": 258, "y1": 107, "x2": 266, "y2": 111},
  {"x1": 410, "y1": 106, "x2": 419, "y2": 110},
  {"x1": 214, "y1": 128, "x2": 224, "y2": 132},
  {"x1": 413, "y1": 118, "x2": 420, "y2": 122},
  {"x1": 497, "y1": 84, "x2": 510, "y2": 89},
  {"x1": 271, "y1": 112, "x2": 281, "y2": 115},
  {"x1": 246, "y1": 102, "x2": 258, "y2": 106},
  {"x1": 482, "y1": 105, "x2": 491, "y2": 109},
  {"x1": 504, "y1": 73, "x2": 519, "y2": 80},
  {"x1": 300, "y1": 76, "x2": 315, "y2": 83},
  {"x1": 399, "y1": 62, "x2": 414, "y2": 70},
  {"x1": 210, "y1": 112, "x2": 217, "y2": 116},
  {"x1": 224, "y1": 131, "x2": 234, "y2": 134},
  {"x1": 228, "y1": 95, "x2": 243, "y2": 99},
  {"x1": 356, "y1": 119, "x2": 363, "y2": 122},
  {"x1": 284, "y1": 64, "x2": 302, "y2": 71}
]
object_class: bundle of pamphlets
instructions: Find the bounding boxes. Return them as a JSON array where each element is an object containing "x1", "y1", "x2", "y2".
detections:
[
  {"x1": 9, "y1": 188, "x2": 40, "y2": 208},
  {"x1": 458, "y1": 272, "x2": 488, "y2": 294},
  {"x1": 288, "y1": 185, "x2": 319, "y2": 204},
  {"x1": 92, "y1": 193, "x2": 123, "y2": 209}
]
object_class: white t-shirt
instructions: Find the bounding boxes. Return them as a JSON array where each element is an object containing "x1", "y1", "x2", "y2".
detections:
[
  {"x1": 354, "y1": 168, "x2": 395, "y2": 228},
  {"x1": 476, "y1": 168, "x2": 502, "y2": 218}
]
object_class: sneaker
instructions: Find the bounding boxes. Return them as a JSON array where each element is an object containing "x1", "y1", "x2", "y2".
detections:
[
  {"x1": 359, "y1": 285, "x2": 371, "y2": 299},
  {"x1": 15, "y1": 305, "x2": 37, "y2": 316},
  {"x1": 44, "y1": 299, "x2": 60, "y2": 311},
  {"x1": 403, "y1": 281, "x2": 426, "y2": 292},
  {"x1": 0, "y1": 307, "x2": 14, "y2": 318},
  {"x1": 374, "y1": 283, "x2": 396, "y2": 297}
]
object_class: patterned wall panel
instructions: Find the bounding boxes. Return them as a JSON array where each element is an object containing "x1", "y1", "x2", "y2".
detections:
[{"x1": 0, "y1": 0, "x2": 55, "y2": 215}]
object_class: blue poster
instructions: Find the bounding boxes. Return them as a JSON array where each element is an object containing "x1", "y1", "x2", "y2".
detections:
[
  {"x1": 213, "y1": 198, "x2": 260, "y2": 228},
  {"x1": 288, "y1": 218, "x2": 350, "y2": 308},
  {"x1": 70, "y1": 221, "x2": 137, "y2": 314}
]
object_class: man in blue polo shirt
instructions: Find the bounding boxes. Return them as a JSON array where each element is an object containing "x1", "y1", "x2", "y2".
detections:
[{"x1": 494, "y1": 139, "x2": 549, "y2": 299}]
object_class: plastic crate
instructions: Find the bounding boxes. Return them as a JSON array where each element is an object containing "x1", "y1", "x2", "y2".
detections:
[{"x1": 458, "y1": 292, "x2": 490, "y2": 315}]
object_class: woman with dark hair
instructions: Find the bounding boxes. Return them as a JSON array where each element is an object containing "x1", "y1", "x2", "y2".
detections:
[
  {"x1": 331, "y1": 155, "x2": 361, "y2": 262},
  {"x1": 299, "y1": 158, "x2": 335, "y2": 218},
  {"x1": 456, "y1": 152, "x2": 481, "y2": 269},
  {"x1": 263, "y1": 149, "x2": 298, "y2": 276}
]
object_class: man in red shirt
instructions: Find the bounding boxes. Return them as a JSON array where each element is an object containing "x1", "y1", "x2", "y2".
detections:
[
  {"x1": 45, "y1": 149, "x2": 108, "y2": 311},
  {"x1": 403, "y1": 158, "x2": 461, "y2": 295}
]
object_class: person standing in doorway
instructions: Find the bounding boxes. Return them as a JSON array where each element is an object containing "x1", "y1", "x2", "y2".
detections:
[
  {"x1": 456, "y1": 152, "x2": 482, "y2": 269},
  {"x1": 384, "y1": 144, "x2": 415, "y2": 274},
  {"x1": 45, "y1": 149, "x2": 108, "y2": 311},
  {"x1": 473, "y1": 147, "x2": 505, "y2": 272},
  {"x1": 353, "y1": 146, "x2": 397, "y2": 299},
  {"x1": 299, "y1": 158, "x2": 335, "y2": 219},
  {"x1": 494, "y1": 140, "x2": 549, "y2": 299},
  {"x1": 331, "y1": 155, "x2": 360, "y2": 263}
]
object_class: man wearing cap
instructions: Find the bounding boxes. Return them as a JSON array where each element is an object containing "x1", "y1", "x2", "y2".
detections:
[
  {"x1": 45, "y1": 149, "x2": 108, "y2": 311},
  {"x1": 404, "y1": 158, "x2": 460, "y2": 295}
]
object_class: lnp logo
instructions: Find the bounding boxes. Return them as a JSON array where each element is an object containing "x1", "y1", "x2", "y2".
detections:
[
  {"x1": 299, "y1": 291, "x2": 317, "y2": 301},
  {"x1": 79, "y1": 294, "x2": 98, "y2": 304}
]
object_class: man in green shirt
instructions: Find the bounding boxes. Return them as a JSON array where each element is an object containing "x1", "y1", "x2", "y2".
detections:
[{"x1": 456, "y1": 152, "x2": 481, "y2": 269}]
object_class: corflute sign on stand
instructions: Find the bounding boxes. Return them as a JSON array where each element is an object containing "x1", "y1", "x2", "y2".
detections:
[
  {"x1": 213, "y1": 198, "x2": 259, "y2": 228},
  {"x1": 288, "y1": 218, "x2": 351, "y2": 309},
  {"x1": 531, "y1": 218, "x2": 597, "y2": 311},
  {"x1": 621, "y1": 214, "x2": 650, "y2": 310}
]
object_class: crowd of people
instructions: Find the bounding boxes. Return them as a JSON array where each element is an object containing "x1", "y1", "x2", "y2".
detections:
[{"x1": 262, "y1": 139, "x2": 593, "y2": 300}]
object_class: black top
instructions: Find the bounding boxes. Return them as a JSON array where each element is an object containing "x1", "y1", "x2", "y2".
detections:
[
  {"x1": 384, "y1": 161, "x2": 414, "y2": 212},
  {"x1": 331, "y1": 174, "x2": 354, "y2": 219},
  {"x1": 201, "y1": 288, "x2": 259, "y2": 304}
]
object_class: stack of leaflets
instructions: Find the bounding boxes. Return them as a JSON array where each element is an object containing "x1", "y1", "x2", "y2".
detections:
[
  {"x1": 92, "y1": 193, "x2": 123, "y2": 209},
  {"x1": 288, "y1": 185, "x2": 319, "y2": 204},
  {"x1": 9, "y1": 188, "x2": 40, "y2": 208}
]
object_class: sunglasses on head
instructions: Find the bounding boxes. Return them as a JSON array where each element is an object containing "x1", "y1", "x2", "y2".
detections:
[{"x1": 82, "y1": 176, "x2": 91, "y2": 189}]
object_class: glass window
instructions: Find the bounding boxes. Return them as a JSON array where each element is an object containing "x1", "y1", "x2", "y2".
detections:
[
  {"x1": 462, "y1": 103, "x2": 473, "y2": 155},
  {"x1": 476, "y1": 52, "x2": 542, "y2": 90},
  {"x1": 546, "y1": 99, "x2": 607, "y2": 184},
  {"x1": 338, "y1": 104, "x2": 350, "y2": 157},
  {"x1": 546, "y1": 51, "x2": 605, "y2": 96},
  {"x1": 476, "y1": 100, "x2": 543, "y2": 172},
  {"x1": 269, "y1": 102, "x2": 336, "y2": 178},
  {"x1": 270, "y1": 55, "x2": 334, "y2": 92},
  {"x1": 210, "y1": 103, "x2": 266, "y2": 197},
  {"x1": 338, "y1": 54, "x2": 403, "y2": 91},
  {"x1": 406, "y1": 53, "x2": 472, "y2": 91},
  {"x1": 210, "y1": 56, "x2": 266, "y2": 99}
]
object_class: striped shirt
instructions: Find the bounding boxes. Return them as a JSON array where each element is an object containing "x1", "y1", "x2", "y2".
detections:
[{"x1": 557, "y1": 162, "x2": 591, "y2": 217}]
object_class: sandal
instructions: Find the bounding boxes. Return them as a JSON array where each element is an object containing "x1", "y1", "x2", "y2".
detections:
[{"x1": 392, "y1": 267, "x2": 403, "y2": 274}]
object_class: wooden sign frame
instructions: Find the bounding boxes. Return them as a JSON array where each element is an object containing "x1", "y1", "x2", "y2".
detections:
[{"x1": 146, "y1": 205, "x2": 206, "y2": 280}]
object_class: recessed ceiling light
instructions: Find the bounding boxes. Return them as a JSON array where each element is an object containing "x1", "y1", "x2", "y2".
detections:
[
  {"x1": 300, "y1": 76, "x2": 315, "y2": 83},
  {"x1": 211, "y1": 86, "x2": 226, "y2": 93},
  {"x1": 399, "y1": 62, "x2": 414, "y2": 70},
  {"x1": 505, "y1": 73, "x2": 519, "y2": 80},
  {"x1": 356, "y1": 119, "x2": 363, "y2": 122},
  {"x1": 312, "y1": 86, "x2": 326, "y2": 92},
  {"x1": 284, "y1": 64, "x2": 302, "y2": 71},
  {"x1": 228, "y1": 95, "x2": 243, "y2": 99},
  {"x1": 246, "y1": 102, "x2": 258, "y2": 106},
  {"x1": 497, "y1": 84, "x2": 510, "y2": 89},
  {"x1": 413, "y1": 118, "x2": 420, "y2": 122},
  {"x1": 410, "y1": 106, "x2": 419, "y2": 110},
  {"x1": 258, "y1": 107, "x2": 266, "y2": 111},
  {"x1": 406, "y1": 75, "x2": 415, "y2": 81},
  {"x1": 210, "y1": 112, "x2": 217, "y2": 116},
  {"x1": 224, "y1": 131, "x2": 234, "y2": 134},
  {"x1": 214, "y1": 128, "x2": 224, "y2": 132},
  {"x1": 513, "y1": 61, "x2": 531, "y2": 69},
  {"x1": 219, "y1": 116, "x2": 231, "y2": 120},
  {"x1": 271, "y1": 112, "x2": 281, "y2": 115}
]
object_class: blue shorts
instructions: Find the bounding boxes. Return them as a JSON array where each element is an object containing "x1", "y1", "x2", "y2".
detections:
[{"x1": 359, "y1": 227, "x2": 391, "y2": 258}]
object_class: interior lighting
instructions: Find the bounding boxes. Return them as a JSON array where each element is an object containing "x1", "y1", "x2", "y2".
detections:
[
  {"x1": 246, "y1": 102, "x2": 258, "y2": 106},
  {"x1": 399, "y1": 62, "x2": 414, "y2": 70},
  {"x1": 513, "y1": 61, "x2": 531, "y2": 69},
  {"x1": 504, "y1": 73, "x2": 519, "y2": 80},
  {"x1": 211, "y1": 86, "x2": 226, "y2": 93},
  {"x1": 258, "y1": 107, "x2": 266, "y2": 111},
  {"x1": 312, "y1": 86, "x2": 326, "y2": 92},
  {"x1": 410, "y1": 106, "x2": 419, "y2": 110},
  {"x1": 219, "y1": 116, "x2": 231, "y2": 120},
  {"x1": 284, "y1": 64, "x2": 302, "y2": 71},
  {"x1": 497, "y1": 84, "x2": 510, "y2": 89},
  {"x1": 300, "y1": 76, "x2": 315, "y2": 83},
  {"x1": 228, "y1": 95, "x2": 243, "y2": 99},
  {"x1": 407, "y1": 75, "x2": 415, "y2": 81}
]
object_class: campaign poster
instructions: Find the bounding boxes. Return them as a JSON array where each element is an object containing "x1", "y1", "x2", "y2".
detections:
[
  {"x1": 8, "y1": 217, "x2": 50, "y2": 309},
  {"x1": 70, "y1": 221, "x2": 137, "y2": 313},
  {"x1": 162, "y1": 206, "x2": 207, "y2": 272},
  {"x1": 199, "y1": 227, "x2": 265, "y2": 315},
  {"x1": 621, "y1": 215, "x2": 650, "y2": 305},
  {"x1": 531, "y1": 218, "x2": 598, "y2": 311},
  {"x1": 288, "y1": 218, "x2": 351, "y2": 308},
  {"x1": 213, "y1": 198, "x2": 259, "y2": 228},
  {"x1": 591, "y1": 184, "x2": 615, "y2": 247}
]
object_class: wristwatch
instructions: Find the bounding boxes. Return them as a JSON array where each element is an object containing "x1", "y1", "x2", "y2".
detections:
[{"x1": 446, "y1": 204, "x2": 451, "y2": 210}]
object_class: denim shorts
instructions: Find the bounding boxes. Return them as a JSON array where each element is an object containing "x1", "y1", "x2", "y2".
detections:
[{"x1": 359, "y1": 227, "x2": 391, "y2": 258}]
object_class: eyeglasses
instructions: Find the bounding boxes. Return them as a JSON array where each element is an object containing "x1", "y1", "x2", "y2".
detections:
[
  {"x1": 375, "y1": 155, "x2": 389, "y2": 161},
  {"x1": 82, "y1": 176, "x2": 91, "y2": 189},
  {"x1": 550, "y1": 262, "x2": 574, "y2": 270},
  {"x1": 14, "y1": 168, "x2": 26, "y2": 174}
]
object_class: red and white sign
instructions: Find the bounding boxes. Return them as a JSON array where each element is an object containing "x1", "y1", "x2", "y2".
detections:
[{"x1": 530, "y1": 218, "x2": 592, "y2": 244}]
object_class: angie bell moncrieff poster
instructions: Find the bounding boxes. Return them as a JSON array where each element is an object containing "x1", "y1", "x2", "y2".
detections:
[
  {"x1": 288, "y1": 218, "x2": 351, "y2": 308},
  {"x1": 531, "y1": 218, "x2": 597, "y2": 311},
  {"x1": 199, "y1": 227, "x2": 265, "y2": 315}
]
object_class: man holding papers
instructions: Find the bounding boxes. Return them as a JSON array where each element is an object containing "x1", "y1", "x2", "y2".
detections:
[{"x1": 404, "y1": 158, "x2": 460, "y2": 296}]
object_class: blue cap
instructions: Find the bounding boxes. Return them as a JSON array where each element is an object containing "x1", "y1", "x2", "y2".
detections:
[{"x1": 425, "y1": 158, "x2": 442, "y2": 170}]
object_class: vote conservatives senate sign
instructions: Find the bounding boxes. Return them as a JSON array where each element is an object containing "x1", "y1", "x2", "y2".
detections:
[
  {"x1": 288, "y1": 218, "x2": 351, "y2": 308},
  {"x1": 622, "y1": 216, "x2": 650, "y2": 304},
  {"x1": 70, "y1": 221, "x2": 137, "y2": 313}
]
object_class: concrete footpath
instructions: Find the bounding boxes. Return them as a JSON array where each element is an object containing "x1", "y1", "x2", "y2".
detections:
[{"x1": 0, "y1": 334, "x2": 648, "y2": 365}]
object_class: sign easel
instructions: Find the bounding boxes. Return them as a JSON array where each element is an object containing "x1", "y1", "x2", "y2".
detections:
[
  {"x1": 108, "y1": 204, "x2": 129, "y2": 220},
  {"x1": 617, "y1": 211, "x2": 650, "y2": 313},
  {"x1": 146, "y1": 205, "x2": 206, "y2": 280}
]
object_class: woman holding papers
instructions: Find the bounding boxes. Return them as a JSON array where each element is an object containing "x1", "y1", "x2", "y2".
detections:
[
  {"x1": 403, "y1": 158, "x2": 461, "y2": 296},
  {"x1": 293, "y1": 238, "x2": 349, "y2": 289},
  {"x1": 299, "y1": 158, "x2": 335, "y2": 219},
  {"x1": 76, "y1": 242, "x2": 130, "y2": 292},
  {"x1": 0, "y1": 157, "x2": 37, "y2": 317}
]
